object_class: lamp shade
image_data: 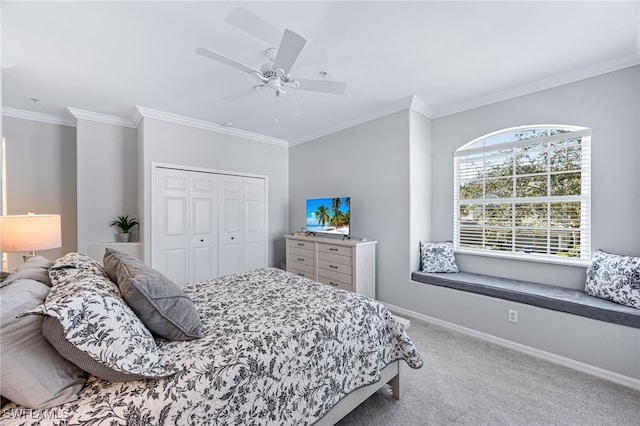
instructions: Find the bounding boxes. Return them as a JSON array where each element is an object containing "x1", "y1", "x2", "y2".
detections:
[{"x1": 0, "y1": 214, "x2": 62, "y2": 253}]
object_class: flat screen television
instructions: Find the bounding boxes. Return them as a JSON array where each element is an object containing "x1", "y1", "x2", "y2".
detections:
[{"x1": 306, "y1": 197, "x2": 350, "y2": 237}]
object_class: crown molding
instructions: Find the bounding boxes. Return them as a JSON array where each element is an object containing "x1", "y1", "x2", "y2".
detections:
[
  {"x1": 289, "y1": 95, "x2": 431, "y2": 146},
  {"x1": 2, "y1": 107, "x2": 76, "y2": 127},
  {"x1": 430, "y1": 57, "x2": 640, "y2": 119},
  {"x1": 409, "y1": 95, "x2": 432, "y2": 119},
  {"x1": 67, "y1": 107, "x2": 136, "y2": 128},
  {"x1": 135, "y1": 106, "x2": 288, "y2": 147}
]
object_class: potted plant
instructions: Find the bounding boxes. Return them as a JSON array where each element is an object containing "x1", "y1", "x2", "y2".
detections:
[{"x1": 110, "y1": 214, "x2": 139, "y2": 242}]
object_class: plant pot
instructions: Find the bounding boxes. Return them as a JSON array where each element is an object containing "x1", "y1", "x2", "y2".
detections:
[{"x1": 120, "y1": 233, "x2": 131, "y2": 243}]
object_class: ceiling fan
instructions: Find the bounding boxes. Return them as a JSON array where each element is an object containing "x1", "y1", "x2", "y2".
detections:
[{"x1": 196, "y1": 8, "x2": 347, "y2": 119}]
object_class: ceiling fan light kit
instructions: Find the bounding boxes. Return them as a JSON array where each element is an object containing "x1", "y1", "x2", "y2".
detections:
[{"x1": 196, "y1": 8, "x2": 347, "y2": 121}]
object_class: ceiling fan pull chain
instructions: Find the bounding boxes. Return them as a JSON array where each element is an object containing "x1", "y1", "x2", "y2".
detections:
[{"x1": 274, "y1": 96, "x2": 279, "y2": 124}]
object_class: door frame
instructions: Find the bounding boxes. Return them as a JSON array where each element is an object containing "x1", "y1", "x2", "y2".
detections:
[{"x1": 150, "y1": 162, "x2": 269, "y2": 275}]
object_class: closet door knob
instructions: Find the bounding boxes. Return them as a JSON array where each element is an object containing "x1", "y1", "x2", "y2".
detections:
[
  {"x1": 200, "y1": 239, "x2": 204, "y2": 242},
  {"x1": 231, "y1": 237, "x2": 235, "y2": 240}
]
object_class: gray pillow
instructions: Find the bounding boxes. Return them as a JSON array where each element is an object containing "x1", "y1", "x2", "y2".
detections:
[
  {"x1": 1, "y1": 255, "x2": 53, "y2": 288},
  {"x1": 0, "y1": 278, "x2": 86, "y2": 408},
  {"x1": 103, "y1": 248, "x2": 204, "y2": 341}
]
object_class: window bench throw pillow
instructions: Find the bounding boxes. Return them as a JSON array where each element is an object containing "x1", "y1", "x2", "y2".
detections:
[
  {"x1": 420, "y1": 241, "x2": 459, "y2": 273},
  {"x1": 103, "y1": 248, "x2": 204, "y2": 341},
  {"x1": 26, "y1": 253, "x2": 176, "y2": 382},
  {"x1": 585, "y1": 249, "x2": 640, "y2": 309},
  {"x1": 1, "y1": 278, "x2": 86, "y2": 408}
]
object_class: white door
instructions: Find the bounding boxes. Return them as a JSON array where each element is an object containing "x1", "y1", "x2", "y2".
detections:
[
  {"x1": 219, "y1": 175, "x2": 244, "y2": 276},
  {"x1": 243, "y1": 177, "x2": 267, "y2": 271},
  {"x1": 189, "y1": 173, "x2": 218, "y2": 281},
  {"x1": 153, "y1": 168, "x2": 190, "y2": 284},
  {"x1": 153, "y1": 166, "x2": 267, "y2": 281}
]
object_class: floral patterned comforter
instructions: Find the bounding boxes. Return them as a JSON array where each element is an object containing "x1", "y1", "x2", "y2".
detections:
[{"x1": 2, "y1": 267, "x2": 423, "y2": 425}]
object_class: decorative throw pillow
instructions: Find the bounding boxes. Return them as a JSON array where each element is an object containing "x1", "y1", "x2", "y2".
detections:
[
  {"x1": 103, "y1": 248, "x2": 204, "y2": 341},
  {"x1": 1, "y1": 255, "x2": 53, "y2": 289},
  {"x1": 585, "y1": 249, "x2": 640, "y2": 309},
  {"x1": 48, "y1": 252, "x2": 109, "y2": 285},
  {"x1": 1, "y1": 278, "x2": 86, "y2": 408},
  {"x1": 26, "y1": 271, "x2": 176, "y2": 381},
  {"x1": 420, "y1": 241, "x2": 459, "y2": 273}
]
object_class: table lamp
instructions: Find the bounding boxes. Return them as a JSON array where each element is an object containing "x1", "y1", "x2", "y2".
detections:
[{"x1": 0, "y1": 213, "x2": 62, "y2": 256}]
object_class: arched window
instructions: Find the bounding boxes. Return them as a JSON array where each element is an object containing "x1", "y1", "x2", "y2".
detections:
[{"x1": 453, "y1": 125, "x2": 591, "y2": 263}]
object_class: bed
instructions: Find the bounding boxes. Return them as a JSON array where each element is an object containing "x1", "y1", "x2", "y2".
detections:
[{"x1": 0, "y1": 252, "x2": 423, "y2": 425}]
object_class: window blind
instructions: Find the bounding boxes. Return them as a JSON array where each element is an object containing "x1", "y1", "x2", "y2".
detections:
[{"x1": 453, "y1": 126, "x2": 591, "y2": 261}]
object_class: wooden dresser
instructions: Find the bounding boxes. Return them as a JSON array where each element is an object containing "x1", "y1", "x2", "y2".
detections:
[{"x1": 285, "y1": 234, "x2": 377, "y2": 299}]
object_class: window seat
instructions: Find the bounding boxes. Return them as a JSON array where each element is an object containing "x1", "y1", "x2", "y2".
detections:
[{"x1": 411, "y1": 271, "x2": 640, "y2": 329}]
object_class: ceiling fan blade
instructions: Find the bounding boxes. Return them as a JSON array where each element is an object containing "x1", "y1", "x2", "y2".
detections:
[
  {"x1": 196, "y1": 47, "x2": 260, "y2": 75},
  {"x1": 226, "y1": 7, "x2": 282, "y2": 46},
  {"x1": 223, "y1": 86, "x2": 263, "y2": 101},
  {"x1": 295, "y1": 79, "x2": 346, "y2": 95},
  {"x1": 272, "y1": 29, "x2": 307, "y2": 75}
]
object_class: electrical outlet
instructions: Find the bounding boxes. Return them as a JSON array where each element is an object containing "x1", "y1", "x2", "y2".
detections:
[{"x1": 508, "y1": 309, "x2": 518, "y2": 323}]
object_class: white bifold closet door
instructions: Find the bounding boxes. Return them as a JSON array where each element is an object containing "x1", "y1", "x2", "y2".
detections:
[
  {"x1": 152, "y1": 167, "x2": 266, "y2": 284},
  {"x1": 218, "y1": 175, "x2": 267, "y2": 276}
]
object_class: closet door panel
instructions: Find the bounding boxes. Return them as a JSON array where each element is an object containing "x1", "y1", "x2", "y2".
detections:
[
  {"x1": 219, "y1": 176, "x2": 244, "y2": 276},
  {"x1": 243, "y1": 177, "x2": 266, "y2": 271},
  {"x1": 190, "y1": 173, "x2": 218, "y2": 281},
  {"x1": 153, "y1": 168, "x2": 190, "y2": 284},
  {"x1": 153, "y1": 167, "x2": 267, "y2": 281},
  {"x1": 165, "y1": 249, "x2": 188, "y2": 284}
]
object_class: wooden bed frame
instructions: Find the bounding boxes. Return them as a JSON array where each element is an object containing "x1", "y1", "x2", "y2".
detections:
[{"x1": 316, "y1": 360, "x2": 402, "y2": 425}]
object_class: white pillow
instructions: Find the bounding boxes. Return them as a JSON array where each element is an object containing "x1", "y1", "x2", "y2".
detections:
[
  {"x1": 0, "y1": 278, "x2": 86, "y2": 408},
  {"x1": 585, "y1": 250, "x2": 640, "y2": 309},
  {"x1": 420, "y1": 241, "x2": 459, "y2": 273}
]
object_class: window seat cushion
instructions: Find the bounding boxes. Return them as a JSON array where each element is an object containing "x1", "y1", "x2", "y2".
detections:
[{"x1": 412, "y1": 271, "x2": 640, "y2": 329}]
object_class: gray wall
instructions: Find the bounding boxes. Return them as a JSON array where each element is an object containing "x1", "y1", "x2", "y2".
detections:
[
  {"x1": 289, "y1": 66, "x2": 640, "y2": 380},
  {"x1": 2, "y1": 117, "x2": 77, "y2": 270},
  {"x1": 431, "y1": 66, "x2": 640, "y2": 288},
  {"x1": 289, "y1": 110, "x2": 412, "y2": 300},
  {"x1": 139, "y1": 117, "x2": 289, "y2": 268},
  {"x1": 424, "y1": 67, "x2": 640, "y2": 379},
  {"x1": 76, "y1": 119, "x2": 138, "y2": 254}
]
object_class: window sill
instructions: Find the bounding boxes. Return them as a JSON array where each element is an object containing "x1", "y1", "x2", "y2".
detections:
[{"x1": 454, "y1": 248, "x2": 590, "y2": 268}]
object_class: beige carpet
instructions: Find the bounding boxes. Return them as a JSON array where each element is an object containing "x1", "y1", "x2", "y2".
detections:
[{"x1": 338, "y1": 316, "x2": 640, "y2": 425}]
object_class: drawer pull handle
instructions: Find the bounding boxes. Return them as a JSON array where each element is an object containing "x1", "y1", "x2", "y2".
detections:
[
  {"x1": 329, "y1": 248, "x2": 338, "y2": 251},
  {"x1": 298, "y1": 273, "x2": 305, "y2": 277},
  {"x1": 329, "y1": 265, "x2": 338, "y2": 269},
  {"x1": 297, "y1": 258, "x2": 304, "y2": 262},
  {"x1": 328, "y1": 282, "x2": 338, "y2": 286},
  {"x1": 297, "y1": 243, "x2": 304, "y2": 246}
]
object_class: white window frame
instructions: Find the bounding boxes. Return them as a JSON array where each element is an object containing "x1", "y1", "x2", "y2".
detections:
[{"x1": 453, "y1": 124, "x2": 591, "y2": 265}]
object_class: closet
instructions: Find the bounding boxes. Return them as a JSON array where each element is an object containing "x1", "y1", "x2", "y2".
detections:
[{"x1": 152, "y1": 166, "x2": 266, "y2": 284}]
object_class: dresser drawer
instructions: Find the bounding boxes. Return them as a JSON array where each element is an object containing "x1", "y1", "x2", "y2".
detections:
[
  {"x1": 288, "y1": 260, "x2": 315, "y2": 275},
  {"x1": 318, "y1": 275, "x2": 353, "y2": 292},
  {"x1": 318, "y1": 268, "x2": 352, "y2": 286},
  {"x1": 318, "y1": 259, "x2": 352, "y2": 276},
  {"x1": 318, "y1": 251, "x2": 352, "y2": 267},
  {"x1": 289, "y1": 269, "x2": 313, "y2": 279},
  {"x1": 318, "y1": 243, "x2": 352, "y2": 257},
  {"x1": 289, "y1": 247, "x2": 315, "y2": 266},
  {"x1": 289, "y1": 239, "x2": 314, "y2": 250}
]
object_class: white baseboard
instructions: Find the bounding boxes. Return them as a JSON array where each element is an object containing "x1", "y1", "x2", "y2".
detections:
[{"x1": 383, "y1": 302, "x2": 640, "y2": 391}]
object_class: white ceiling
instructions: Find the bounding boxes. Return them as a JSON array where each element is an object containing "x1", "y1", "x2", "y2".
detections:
[{"x1": 2, "y1": 1, "x2": 639, "y2": 144}]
